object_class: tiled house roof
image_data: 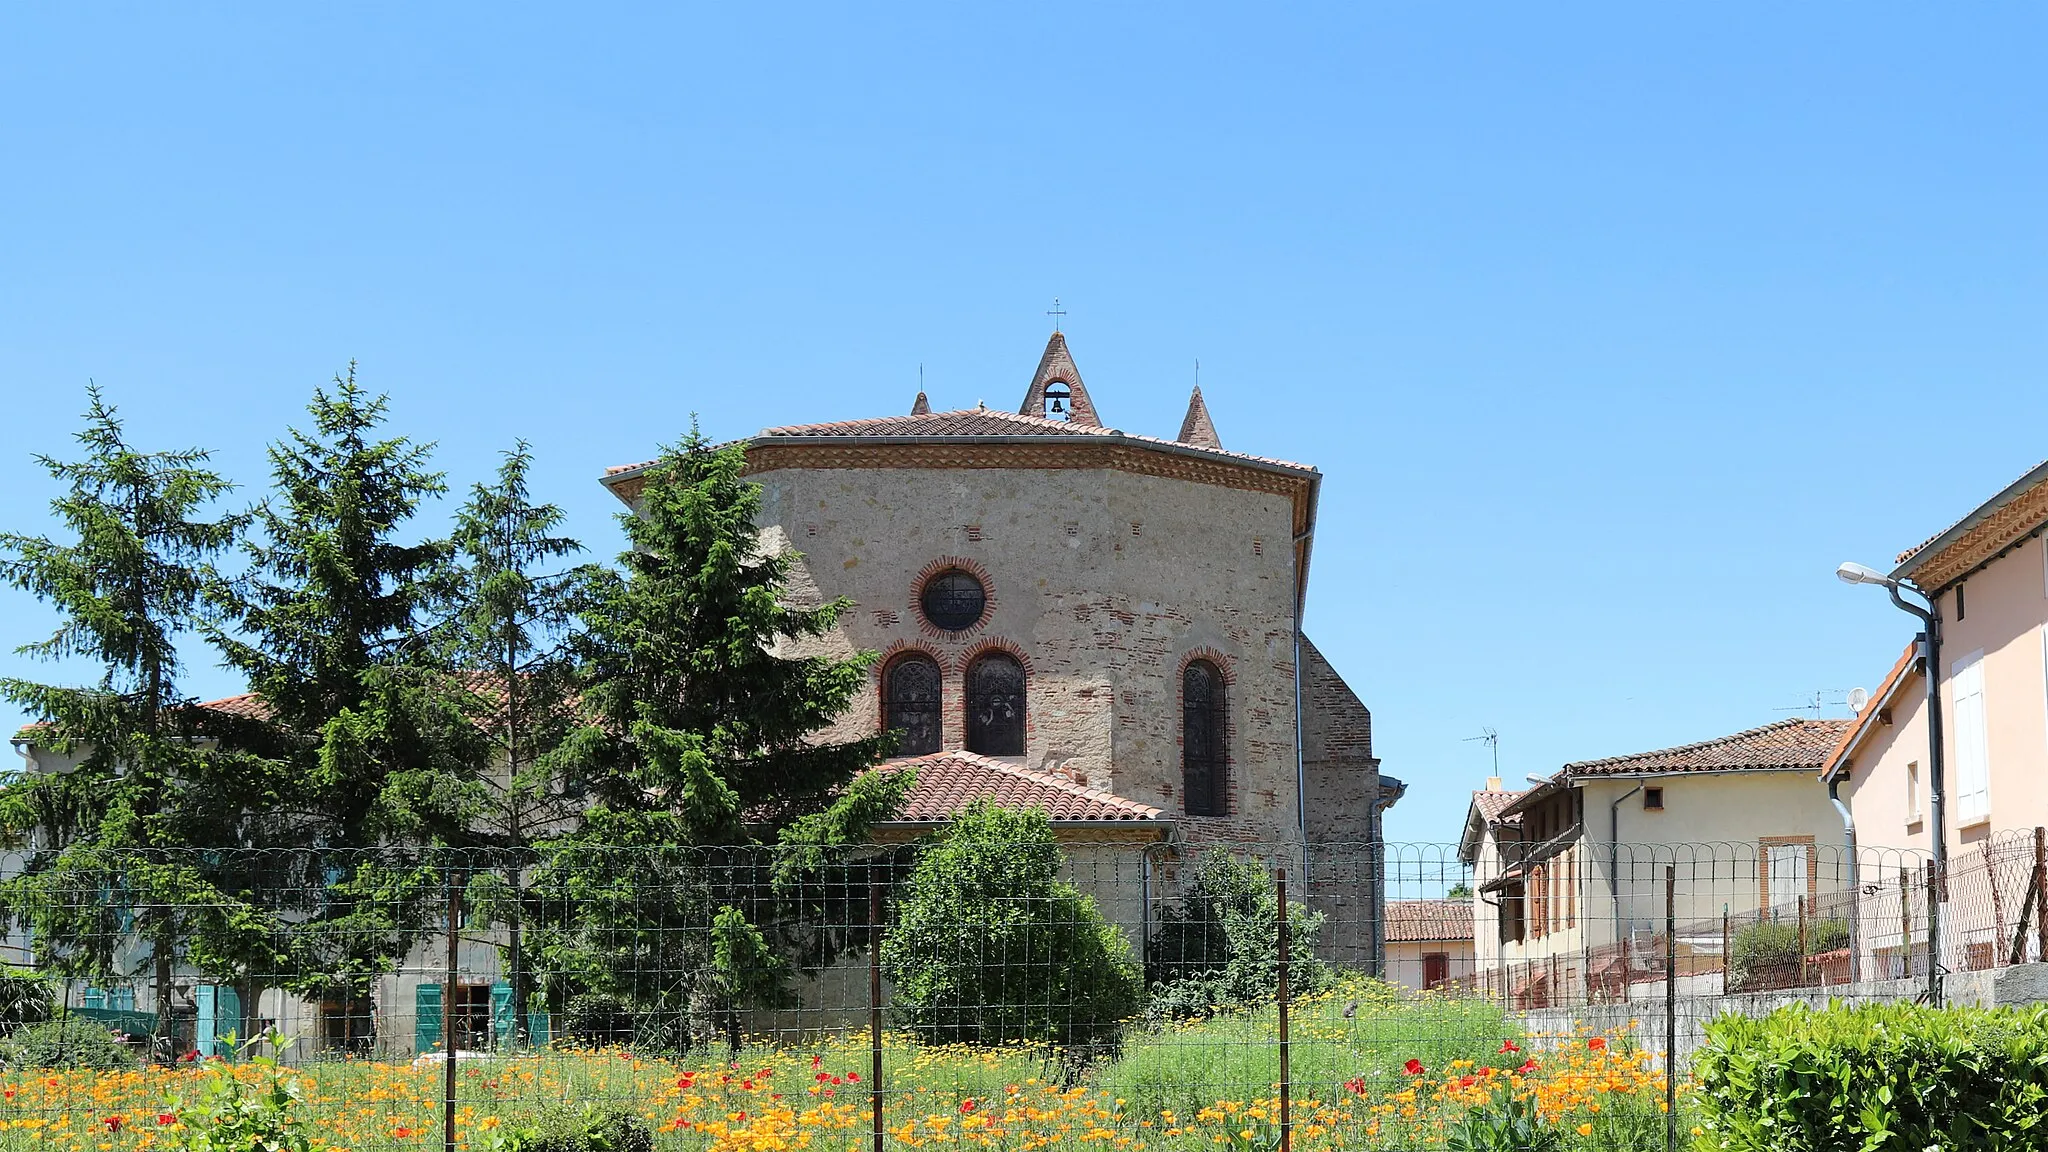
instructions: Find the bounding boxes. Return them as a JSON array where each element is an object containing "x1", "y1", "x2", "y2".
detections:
[
  {"x1": 885, "y1": 750, "x2": 1165, "y2": 823},
  {"x1": 1471, "y1": 789, "x2": 1525, "y2": 822},
  {"x1": 1559, "y1": 718, "x2": 1852, "y2": 777},
  {"x1": 15, "y1": 692, "x2": 270, "y2": 740},
  {"x1": 1821, "y1": 643, "x2": 1921, "y2": 783},
  {"x1": 1891, "y1": 458, "x2": 2048, "y2": 590},
  {"x1": 1384, "y1": 899, "x2": 1473, "y2": 943}
]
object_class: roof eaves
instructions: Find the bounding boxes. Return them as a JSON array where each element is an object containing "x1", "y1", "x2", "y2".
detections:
[
  {"x1": 1892, "y1": 458, "x2": 2048, "y2": 586},
  {"x1": 1820, "y1": 643, "x2": 1921, "y2": 782}
]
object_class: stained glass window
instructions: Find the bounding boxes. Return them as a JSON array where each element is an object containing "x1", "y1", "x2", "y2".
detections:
[
  {"x1": 883, "y1": 654, "x2": 942, "y2": 756},
  {"x1": 921, "y1": 570, "x2": 986, "y2": 632},
  {"x1": 1183, "y1": 660, "x2": 1227, "y2": 816},
  {"x1": 966, "y1": 652, "x2": 1025, "y2": 756}
]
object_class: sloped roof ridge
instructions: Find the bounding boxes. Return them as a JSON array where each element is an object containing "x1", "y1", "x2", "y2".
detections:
[{"x1": 1562, "y1": 716, "x2": 1850, "y2": 774}]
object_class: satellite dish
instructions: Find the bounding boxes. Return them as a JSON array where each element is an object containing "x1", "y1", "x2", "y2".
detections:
[{"x1": 1847, "y1": 687, "x2": 1870, "y2": 714}]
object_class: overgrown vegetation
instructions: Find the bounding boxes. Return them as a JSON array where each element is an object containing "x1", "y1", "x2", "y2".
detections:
[
  {"x1": 882, "y1": 803, "x2": 1141, "y2": 1049},
  {"x1": 1727, "y1": 918, "x2": 1849, "y2": 990},
  {"x1": 1145, "y1": 850, "x2": 1332, "y2": 1021},
  {"x1": 1695, "y1": 999, "x2": 2048, "y2": 1150},
  {"x1": 1, "y1": 1017, "x2": 136, "y2": 1070}
]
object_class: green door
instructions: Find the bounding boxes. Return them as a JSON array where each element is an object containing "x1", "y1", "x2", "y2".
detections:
[{"x1": 414, "y1": 983, "x2": 442, "y2": 1054}]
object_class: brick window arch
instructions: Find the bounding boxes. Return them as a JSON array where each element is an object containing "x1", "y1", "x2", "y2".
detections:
[
  {"x1": 1182, "y1": 659, "x2": 1228, "y2": 816},
  {"x1": 882, "y1": 652, "x2": 943, "y2": 757},
  {"x1": 965, "y1": 651, "x2": 1026, "y2": 756}
]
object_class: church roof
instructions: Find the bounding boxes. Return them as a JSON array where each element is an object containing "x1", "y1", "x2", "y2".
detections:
[
  {"x1": 883, "y1": 750, "x2": 1166, "y2": 823},
  {"x1": 1177, "y1": 386, "x2": 1221, "y2": 449},
  {"x1": 1018, "y1": 331, "x2": 1101, "y2": 426},
  {"x1": 603, "y1": 406, "x2": 1311, "y2": 476}
]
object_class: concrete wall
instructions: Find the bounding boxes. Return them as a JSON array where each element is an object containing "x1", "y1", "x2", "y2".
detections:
[
  {"x1": 752, "y1": 463, "x2": 1310, "y2": 846},
  {"x1": 1520, "y1": 960, "x2": 2048, "y2": 1070},
  {"x1": 1385, "y1": 940, "x2": 1476, "y2": 994}
]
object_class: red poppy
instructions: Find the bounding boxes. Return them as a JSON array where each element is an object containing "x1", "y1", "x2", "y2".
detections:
[
  {"x1": 1479, "y1": 1067, "x2": 1494, "y2": 1077},
  {"x1": 2, "y1": 1089, "x2": 13, "y2": 1100},
  {"x1": 1457, "y1": 1076, "x2": 1476, "y2": 1089},
  {"x1": 1403, "y1": 1059, "x2": 1424, "y2": 1076},
  {"x1": 960, "y1": 1100, "x2": 978, "y2": 1114},
  {"x1": 847, "y1": 1072, "x2": 861, "y2": 1083},
  {"x1": 816, "y1": 1072, "x2": 832, "y2": 1083},
  {"x1": 736, "y1": 1112, "x2": 747, "y2": 1122},
  {"x1": 394, "y1": 1127, "x2": 416, "y2": 1139},
  {"x1": 178, "y1": 1051, "x2": 199, "y2": 1063},
  {"x1": 157, "y1": 1114, "x2": 176, "y2": 1126},
  {"x1": 811, "y1": 1055, "x2": 823, "y2": 1069},
  {"x1": 823, "y1": 1088, "x2": 835, "y2": 1098},
  {"x1": 1498, "y1": 1040, "x2": 1520, "y2": 1054},
  {"x1": 103, "y1": 1116, "x2": 124, "y2": 1132},
  {"x1": 1342, "y1": 1077, "x2": 1366, "y2": 1095},
  {"x1": 1588, "y1": 1037, "x2": 1607, "y2": 1051},
  {"x1": 1518, "y1": 1058, "x2": 1539, "y2": 1075},
  {"x1": 742, "y1": 1080, "x2": 755, "y2": 1091}
]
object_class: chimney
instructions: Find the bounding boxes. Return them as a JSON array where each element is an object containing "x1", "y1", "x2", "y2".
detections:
[{"x1": 1486, "y1": 776, "x2": 1502, "y2": 791}]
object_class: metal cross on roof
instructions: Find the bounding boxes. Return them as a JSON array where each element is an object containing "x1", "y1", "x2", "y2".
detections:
[{"x1": 1046, "y1": 297, "x2": 1066, "y2": 332}]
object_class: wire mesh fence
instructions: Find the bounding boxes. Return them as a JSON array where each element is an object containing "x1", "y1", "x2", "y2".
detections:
[{"x1": 0, "y1": 834, "x2": 2040, "y2": 1150}]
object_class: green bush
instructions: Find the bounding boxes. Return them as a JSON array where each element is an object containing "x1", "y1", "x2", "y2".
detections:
[
  {"x1": 1694, "y1": 1000, "x2": 2048, "y2": 1151},
  {"x1": 1144, "y1": 851, "x2": 1332, "y2": 1020},
  {"x1": 521, "y1": 1104, "x2": 654, "y2": 1152},
  {"x1": 881, "y1": 802, "x2": 1141, "y2": 1048},
  {"x1": 1, "y1": 1015, "x2": 137, "y2": 1069},
  {"x1": 1727, "y1": 918, "x2": 1848, "y2": 990}
]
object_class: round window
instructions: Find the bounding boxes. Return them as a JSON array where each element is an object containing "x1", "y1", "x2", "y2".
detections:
[{"x1": 920, "y1": 569, "x2": 987, "y2": 632}]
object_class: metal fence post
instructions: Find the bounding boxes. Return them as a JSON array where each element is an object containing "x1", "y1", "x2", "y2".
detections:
[
  {"x1": 1926, "y1": 859, "x2": 1942, "y2": 1005},
  {"x1": 1664, "y1": 864, "x2": 1677, "y2": 1152},
  {"x1": 1276, "y1": 869, "x2": 1292, "y2": 1152},
  {"x1": 444, "y1": 864, "x2": 461, "y2": 1152},
  {"x1": 870, "y1": 874, "x2": 884, "y2": 1152}
]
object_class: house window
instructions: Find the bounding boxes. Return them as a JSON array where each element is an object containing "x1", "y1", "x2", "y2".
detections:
[
  {"x1": 882, "y1": 653, "x2": 942, "y2": 756},
  {"x1": 1501, "y1": 881, "x2": 1526, "y2": 944},
  {"x1": 1762, "y1": 837, "x2": 1813, "y2": 912},
  {"x1": 319, "y1": 996, "x2": 374, "y2": 1054},
  {"x1": 1643, "y1": 787, "x2": 1664, "y2": 811},
  {"x1": 920, "y1": 569, "x2": 987, "y2": 633},
  {"x1": 1952, "y1": 650, "x2": 1991, "y2": 824},
  {"x1": 1906, "y1": 760, "x2": 1922, "y2": 826},
  {"x1": 1182, "y1": 660, "x2": 1228, "y2": 816},
  {"x1": 965, "y1": 652, "x2": 1025, "y2": 756},
  {"x1": 1957, "y1": 582, "x2": 1967, "y2": 621}
]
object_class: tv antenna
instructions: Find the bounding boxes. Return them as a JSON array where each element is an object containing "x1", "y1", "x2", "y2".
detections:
[
  {"x1": 1778, "y1": 690, "x2": 1849, "y2": 717},
  {"x1": 1463, "y1": 727, "x2": 1500, "y2": 777}
]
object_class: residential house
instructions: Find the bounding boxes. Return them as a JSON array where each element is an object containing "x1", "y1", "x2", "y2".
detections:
[
  {"x1": 1461, "y1": 720, "x2": 1849, "y2": 1006},
  {"x1": 1824, "y1": 458, "x2": 2048, "y2": 975},
  {"x1": 1383, "y1": 900, "x2": 1475, "y2": 993}
]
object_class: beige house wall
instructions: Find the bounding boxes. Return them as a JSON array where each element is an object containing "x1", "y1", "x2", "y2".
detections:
[{"x1": 1385, "y1": 939, "x2": 1476, "y2": 994}]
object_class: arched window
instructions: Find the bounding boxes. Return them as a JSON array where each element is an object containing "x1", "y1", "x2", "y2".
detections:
[
  {"x1": 883, "y1": 653, "x2": 942, "y2": 756},
  {"x1": 1182, "y1": 660, "x2": 1227, "y2": 816},
  {"x1": 1043, "y1": 382, "x2": 1073, "y2": 420},
  {"x1": 965, "y1": 651, "x2": 1025, "y2": 756}
]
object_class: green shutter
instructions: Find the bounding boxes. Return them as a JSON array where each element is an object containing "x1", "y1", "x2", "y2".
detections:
[
  {"x1": 526, "y1": 1009, "x2": 551, "y2": 1047},
  {"x1": 490, "y1": 982, "x2": 514, "y2": 1049},
  {"x1": 414, "y1": 983, "x2": 442, "y2": 1054},
  {"x1": 81, "y1": 987, "x2": 107, "y2": 1010}
]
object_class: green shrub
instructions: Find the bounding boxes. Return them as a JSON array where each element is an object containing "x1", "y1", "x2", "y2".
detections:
[
  {"x1": 1447, "y1": 1090, "x2": 1561, "y2": 1152},
  {"x1": 1727, "y1": 918, "x2": 1848, "y2": 990},
  {"x1": 522, "y1": 1104, "x2": 654, "y2": 1152},
  {"x1": 1144, "y1": 851, "x2": 1332, "y2": 1020},
  {"x1": 1694, "y1": 1000, "x2": 2048, "y2": 1151},
  {"x1": 1, "y1": 1015, "x2": 137, "y2": 1069},
  {"x1": 162, "y1": 1031, "x2": 310, "y2": 1152},
  {"x1": 881, "y1": 802, "x2": 1142, "y2": 1048},
  {"x1": 0, "y1": 969, "x2": 53, "y2": 1035}
]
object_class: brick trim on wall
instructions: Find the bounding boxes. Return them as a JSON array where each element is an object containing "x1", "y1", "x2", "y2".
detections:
[{"x1": 910, "y1": 556, "x2": 997, "y2": 640}]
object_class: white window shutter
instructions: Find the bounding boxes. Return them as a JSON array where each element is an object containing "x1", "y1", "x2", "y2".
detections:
[{"x1": 1953, "y1": 652, "x2": 1991, "y2": 823}]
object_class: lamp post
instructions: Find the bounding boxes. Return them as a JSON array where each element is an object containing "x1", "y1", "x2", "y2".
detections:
[{"x1": 1837, "y1": 560, "x2": 1947, "y2": 1002}]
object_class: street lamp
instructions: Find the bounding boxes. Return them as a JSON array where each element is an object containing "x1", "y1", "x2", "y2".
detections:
[{"x1": 1837, "y1": 560, "x2": 1948, "y2": 999}]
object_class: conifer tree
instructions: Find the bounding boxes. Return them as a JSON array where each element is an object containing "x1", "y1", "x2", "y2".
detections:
[
  {"x1": 531, "y1": 426, "x2": 908, "y2": 1044},
  {"x1": 441, "y1": 443, "x2": 594, "y2": 1046},
  {"x1": 208, "y1": 365, "x2": 474, "y2": 1021},
  {"x1": 0, "y1": 387, "x2": 249, "y2": 1052}
]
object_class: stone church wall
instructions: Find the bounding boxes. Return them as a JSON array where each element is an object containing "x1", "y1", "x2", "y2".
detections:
[{"x1": 750, "y1": 463, "x2": 1302, "y2": 844}]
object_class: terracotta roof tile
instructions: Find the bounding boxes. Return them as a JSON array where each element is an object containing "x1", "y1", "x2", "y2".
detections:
[
  {"x1": 15, "y1": 692, "x2": 271, "y2": 740},
  {"x1": 1384, "y1": 899, "x2": 1473, "y2": 943},
  {"x1": 1560, "y1": 718, "x2": 1852, "y2": 777},
  {"x1": 886, "y1": 750, "x2": 1165, "y2": 822},
  {"x1": 1821, "y1": 643, "x2": 1920, "y2": 781},
  {"x1": 1471, "y1": 789, "x2": 1525, "y2": 822},
  {"x1": 604, "y1": 407, "x2": 1314, "y2": 479}
]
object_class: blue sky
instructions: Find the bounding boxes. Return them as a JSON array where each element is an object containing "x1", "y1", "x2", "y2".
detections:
[{"x1": 3, "y1": 5, "x2": 2044, "y2": 845}]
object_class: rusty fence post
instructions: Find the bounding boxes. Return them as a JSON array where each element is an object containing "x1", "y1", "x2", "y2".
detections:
[
  {"x1": 870, "y1": 875, "x2": 884, "y2": 1152},
  {"x1": 1664, "y1": 864, "x2": 1677, "y2": 1152},
  {"x1": 444, "y1": 865, "x2": 461, "y2": 1152},
  {"x1": 1926, "y1": 859, "x2": 1942, "y2": 1005},
  {"x1": 1276, "y1": 869, "x2": 1292, "y2": 1152},
  {"x1": 2035, "y1": 829, "x2": 2047, "y2": 963}
]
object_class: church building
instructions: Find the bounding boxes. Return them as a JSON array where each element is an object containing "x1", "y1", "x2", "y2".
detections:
[{"x1": 604, "y1": 332, "x2": 1401, "y2": 955}]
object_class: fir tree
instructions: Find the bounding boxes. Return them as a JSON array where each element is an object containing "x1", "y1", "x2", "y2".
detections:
[
  {"x1": 0, "y1": 387, "x2": 249, "y2": 1052},
  {"x1": 531, "y1": 426, "x2": 908, "y2": 1046},
  {"x1": 207, "y1": 365, "x2": 473, "y2": 1021},
  {"x1": 440, "y1": 443, "x2": 595, "y2": 1046}
]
